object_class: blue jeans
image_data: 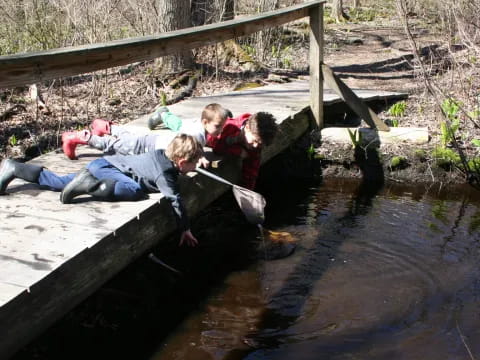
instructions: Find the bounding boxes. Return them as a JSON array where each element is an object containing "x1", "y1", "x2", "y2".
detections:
[{"x1": 38, "y1": 158, "x2": 146, "y2": 201}]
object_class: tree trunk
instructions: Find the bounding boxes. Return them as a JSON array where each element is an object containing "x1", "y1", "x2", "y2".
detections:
[
  {"x1": 331, "y1": 0, "x2": 349, "y2": 22},
  {"x1": 157, "y1": 0, "x2": 192, "y2": 73},
  {"x1": 191, "y1": 0, "x2": 209, "y2": 26},
  {"x1": 353, "y1": 0, "x2": 360, "y2": 8}
]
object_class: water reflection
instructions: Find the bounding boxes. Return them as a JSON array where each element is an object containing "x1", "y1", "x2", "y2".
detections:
[{"x1": 150, "y1": 179, "x2": 480, "y2": 360}]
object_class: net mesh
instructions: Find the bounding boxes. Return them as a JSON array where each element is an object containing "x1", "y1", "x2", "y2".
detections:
[{"x1": 232, "y1": 185, "x2": 266, "y2": 224}]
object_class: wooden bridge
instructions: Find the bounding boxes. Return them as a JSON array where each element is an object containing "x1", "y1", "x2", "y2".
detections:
[{"x1": 0, "y1": 1, "x2": 412, "y2": 358}]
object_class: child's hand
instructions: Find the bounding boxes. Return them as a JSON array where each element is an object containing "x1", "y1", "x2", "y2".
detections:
[
  {"x1": 197, "y1": 156, "x2": 210, "y2": 168},
  {"x1": 179, "y1": 229, "x2": 198, "y2": 247}
]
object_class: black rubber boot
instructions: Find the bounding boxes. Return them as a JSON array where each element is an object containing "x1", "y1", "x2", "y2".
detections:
[
  {"x1": 60, "y1": 168, "x2": 116, "y2": 204},
  {"x1": 60, "y1": 168, "x2": 99, "y2": 203},
  {"x1": 89, "y1": 178, "x2": 116, "y2": 200},
  {"x1": 0, "y1": 159, "x2": 43, "y2": 194}
]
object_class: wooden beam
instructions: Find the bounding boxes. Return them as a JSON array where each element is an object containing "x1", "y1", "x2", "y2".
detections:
[
  {"x1": 0, "y1": 1, "x2": 326, "y2": 89},
  {"x1": 322, "y1": 63, "x2": 390, "y2": 131},
  {"x1": 309, "y1": 4, "x2": 324, "y2": 129}
]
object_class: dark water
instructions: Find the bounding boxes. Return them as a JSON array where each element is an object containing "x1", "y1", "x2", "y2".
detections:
[
  {"x1": 148, "y1": 178, "x2": 480, "y2": 360},
  {"x1": 13, "y1": 178, "x2": 480, "y2": 360}
]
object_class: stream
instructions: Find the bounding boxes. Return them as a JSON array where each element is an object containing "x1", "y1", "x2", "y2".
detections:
[
  {"x1": 13, "y1": 177, "x2": 480, "y2": 360},
  {"x1": 149, "y1": 178, "x2": 480, "y2": 360}
]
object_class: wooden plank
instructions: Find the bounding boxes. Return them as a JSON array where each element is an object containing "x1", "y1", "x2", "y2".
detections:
[
  {"x1": 0, "y1": 283, "x2": 27, "y2": 305},
  {"x1": 0, "y1": 160, "x2": 242, "y2": 360},
  {"x1": 309, "y1": 4, "x2": 324, "y2": 128},
  {"x1": 0, "y1": 1, "x2": 326, "y2": 88},
  {"x1": 322, "y1": 63, "x2": 391, "y2": 132}
]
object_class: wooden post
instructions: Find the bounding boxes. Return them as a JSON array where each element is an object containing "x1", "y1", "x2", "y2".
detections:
[{"x1": 309, "y1": 3, "x2": 324, "y2": 129}]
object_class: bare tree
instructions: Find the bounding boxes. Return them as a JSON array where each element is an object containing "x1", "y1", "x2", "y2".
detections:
[
  {"x1": 192, "y1": 0, "x2": 234, "y2": 26},
  {"x1": 222, "y1": 0, "x2": 235, "y2": 21},
  {"x1": 254, "y1": 0, "x2": 280, "y2": 61},
  {"x1": 157, "y1": 0, "x2": 193, "y2": 73},
  {"x1": 331, "y1": 0, "x2": 349, "y2": 22}
]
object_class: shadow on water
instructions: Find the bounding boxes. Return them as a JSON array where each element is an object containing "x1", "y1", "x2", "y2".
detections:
[{"x1": 220, "y1": 148, "x2": 385, "y2": 360}]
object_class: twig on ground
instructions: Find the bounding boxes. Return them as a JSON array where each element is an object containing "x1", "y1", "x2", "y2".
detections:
[{"x1": 456, "y1": 320, "x2": 476, "y2": 360}]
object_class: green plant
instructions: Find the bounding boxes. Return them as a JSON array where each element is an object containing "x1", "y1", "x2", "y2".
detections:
[
  {"x1": 441, "y1": 98, "x2": 462, "y2": 120},
  {"x1": 389, "y1": 156, "x2": 407, "y2": 170},
  {"x1": 8, "y1": 135, "x2": 17, "y2": 146},
  {"x1": 440, "y1": 118, "x2": 460, "y2": 147},
  {"x1": 241, "y1": 44, "x2": 256, "y2": 57},
  {"x1": 347, "y1": 128, "x2": 361, "y2": 147},
  {"x1": 414, "y1": 149, "x2": 428, "y2": 162},
  {"x1": 391, "y1": 118, "x2": 399, "y2": 127},
  {"x1": 468, "y1": 157, "x2": 480, "y2": 170},
  {"x1": 349, "y1": 8, "x2": 378, "y2": 22},
  {"x1": 388, "y1": 101, "x2": 407, "y2": 117},
  {"x1": 432, "y1": 146, "x2": 461, "y2": 170},
  {"x1": 159, "y1": 91, "x2": 167, "y2": 107},
  {"x1": 472, "y1": 139, "x2": 480, "y2": 148},
  {"x1": 468, "y1": 109, "x2": 480, "y2": 120},
  {"x1": 306, "y1": 144, "x2": 315, "y2": 160}
]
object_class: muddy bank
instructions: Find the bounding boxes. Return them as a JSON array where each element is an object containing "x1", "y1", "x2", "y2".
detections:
[{"x1": 259, "y1": 128, "x2": 474, "y2": 190}]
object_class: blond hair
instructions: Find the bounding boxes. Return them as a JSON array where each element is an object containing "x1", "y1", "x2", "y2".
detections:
[
  {"x1": 165, "y1": 134, "x2": 203, "y2": 163},
  {"x1": 201, "y1": 103, "x2": 230, "y2": 124}
]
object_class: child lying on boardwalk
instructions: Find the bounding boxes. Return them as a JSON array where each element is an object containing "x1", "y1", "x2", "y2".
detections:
[
  {"x1": 62, "y1": 103, "x2": 230, "y2": 168},
  {"x1": 0, "y1": 134, "x2": 202, "y2": 246},
  {"x1": 152, "y1": 109, "x2": 279, "y2": 190}
]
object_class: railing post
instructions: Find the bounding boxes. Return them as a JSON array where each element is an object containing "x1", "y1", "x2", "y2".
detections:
[{"x1": 309, "y1": 3, "x2": 324, "y2": 129}]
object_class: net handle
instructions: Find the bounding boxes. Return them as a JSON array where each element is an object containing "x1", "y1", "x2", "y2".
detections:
[{"x1": 196, "y1": 167, "x2": 234, "y2": 187}]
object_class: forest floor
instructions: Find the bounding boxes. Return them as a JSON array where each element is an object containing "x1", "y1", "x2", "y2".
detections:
[{"x1": 1, "y1": 10, "x2": 480, "y2": 187}]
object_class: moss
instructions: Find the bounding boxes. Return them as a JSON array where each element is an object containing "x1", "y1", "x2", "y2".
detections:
[
  {"x1": 468, "y1": 158, "x2": 480, "y2": 172},
  {"x1": 432, "y1": 147, "x2": 461, "y2": 170},
  {"x1": 414, "y1": 149, "x2": 428, "y2": 162},
  {"x1": 389, "y1": 156, "x2": 408, "y2": 170}
]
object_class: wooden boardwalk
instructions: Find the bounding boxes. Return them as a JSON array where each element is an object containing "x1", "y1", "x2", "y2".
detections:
[{"x1": 0, "y1": 79, "x2": 406, "y2": 359}]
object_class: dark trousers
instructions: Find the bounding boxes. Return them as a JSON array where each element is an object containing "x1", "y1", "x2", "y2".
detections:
[{"x1": 38, "y1": 158, "x2": 146, "y2": 201}]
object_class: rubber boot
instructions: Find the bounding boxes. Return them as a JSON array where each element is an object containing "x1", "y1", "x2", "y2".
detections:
[
  {"x1": 0, "y1": 159, "x2": 43, "y2": 194},
  {"x1": 147, "y1": 106, "x2": 169, "y2": 130},
  {"x1": 62, "y1": 129, "x2": 91, "y2": 160},
  {"x1": 60, "y1": 168, "x2": 116, "y2": 204},
  {"x1": 90, "y1": 118, "x2": 112, "y2": 136}
]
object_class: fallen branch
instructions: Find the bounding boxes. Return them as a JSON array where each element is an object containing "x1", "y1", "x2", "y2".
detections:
[
  {"x1": 166, "y1": 76, "x2": 198, "y2": 105},
  {"x1": 0, "y1": 104, "x2": 27, "y2": 122}
]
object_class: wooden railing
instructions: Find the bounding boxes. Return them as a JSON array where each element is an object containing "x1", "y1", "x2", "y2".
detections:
[{"x1": 0, "y1": 0, "x2": 325, "y2": 127}]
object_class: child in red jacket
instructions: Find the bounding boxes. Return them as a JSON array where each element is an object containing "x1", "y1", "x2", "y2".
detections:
[{"x1": 208, "y1": 112, "x2": 278, "y2": 190}]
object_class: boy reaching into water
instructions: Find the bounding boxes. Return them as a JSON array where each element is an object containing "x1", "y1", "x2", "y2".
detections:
[
  {"x1": 62, "y1": 103, "x2": 229, "y2": 168},
  {"x1": 208, "y1": 112, "x2": 278, "y2": 190},
  {"x1": 0, "y1": 134, "x2": 203, "y2": 246},
  {"x1": 151, "y1": 108, "x2": 278, "y2": 190}
]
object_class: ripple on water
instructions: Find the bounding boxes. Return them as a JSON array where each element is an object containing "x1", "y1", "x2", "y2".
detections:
[{"x1": 149, "y1": 181, "x2": 480, "y2": 360}]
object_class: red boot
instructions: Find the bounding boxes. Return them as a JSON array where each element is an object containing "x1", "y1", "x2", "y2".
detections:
[
  {"x1": 62, "y1": 129, "x2": 91, "y2": 160},
  {"x1": 90, "y1": 118, "x2": 112, "y2": 136}
]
